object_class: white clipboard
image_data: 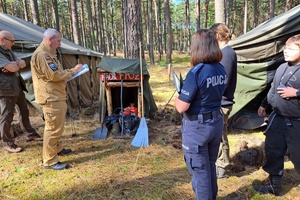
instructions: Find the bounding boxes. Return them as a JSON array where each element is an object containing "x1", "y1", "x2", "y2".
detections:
[{"x1": 66, "y1": 64, "x2": 89, "y2": 82}]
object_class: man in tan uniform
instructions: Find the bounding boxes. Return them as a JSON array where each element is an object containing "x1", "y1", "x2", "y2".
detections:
[{"x1": 31, "y1": 28, "x2": 82, "y2": 170}]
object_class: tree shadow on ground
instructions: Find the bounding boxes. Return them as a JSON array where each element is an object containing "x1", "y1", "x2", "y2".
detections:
[{"x1": 39, "y1": 167, "x2": 194, "y2": 200}]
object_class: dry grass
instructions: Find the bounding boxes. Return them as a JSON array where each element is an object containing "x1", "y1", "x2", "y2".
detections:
[{"x1": 1, "y1": 56, "x2": 300, "y2": 199}]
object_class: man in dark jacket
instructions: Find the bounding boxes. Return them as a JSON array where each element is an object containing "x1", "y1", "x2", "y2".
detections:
[{"x1": 0, "y1": 30, "x2": 42, "y2": 153}]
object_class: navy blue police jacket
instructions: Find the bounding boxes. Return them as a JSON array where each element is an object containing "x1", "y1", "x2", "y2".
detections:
[{"x1": 178, "y1": 62, "x2": 227, "y2": 116}]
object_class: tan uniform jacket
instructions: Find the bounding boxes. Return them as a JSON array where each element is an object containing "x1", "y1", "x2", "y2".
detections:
[{"x1": 31, "y1": 42, "x2": 77, "y2": 104}]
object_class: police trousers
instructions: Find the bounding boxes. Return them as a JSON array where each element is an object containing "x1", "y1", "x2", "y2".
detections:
[
  {"x1": 263, "y1": 112, "x2": 300, "y2": 176},
  {"x1": 181, "y1": 113, "x2": 223, "y2": 200},
  {"x1": 0, "y1": 90, "x2": 36, "y2": 145},
  {"x1": 41, "y1": 101, "x2": 67, "y2": 166}
]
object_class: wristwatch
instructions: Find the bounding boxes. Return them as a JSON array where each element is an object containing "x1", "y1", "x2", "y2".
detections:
[{"x1": 296, "y1": 90, "x2": 300, "y2": 97}]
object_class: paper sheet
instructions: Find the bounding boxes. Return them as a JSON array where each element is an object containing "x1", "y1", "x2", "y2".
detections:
[{"x1": 66, "y1": 64, "x2": 89, "y2": 82}]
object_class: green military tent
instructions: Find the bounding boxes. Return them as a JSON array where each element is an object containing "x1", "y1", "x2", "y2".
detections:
[
  {"x1": 228, "y1": 5, "x2": 300, "y2": 129},
  {"x1": 0, "y1": 12, "x2": 103, "y2": 114}
]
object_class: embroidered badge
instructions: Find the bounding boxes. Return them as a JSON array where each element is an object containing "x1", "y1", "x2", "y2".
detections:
[
  {"x1": 48, "y1": 62, "x2": 58, "y2": 71},
  {"x1": 45, "y1": 56, "x2": 51, "y2": 60}
]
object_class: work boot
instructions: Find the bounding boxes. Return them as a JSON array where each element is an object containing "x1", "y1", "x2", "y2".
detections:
[
  {"x1": 58, "y1": 148, "x2": 72, "y2": 156},
  {"x1": 25, "y1": 133, "x2": 43, "y2": 142},
  {"x1": 43, "y1": 162, "x2": 68, "y2": 170},
  {"x1": 253, "y1": 175, "x2": 282, "y2": 196},
  {"x1": 3, "y1": 143, "x2": 22, "y2": 153}
]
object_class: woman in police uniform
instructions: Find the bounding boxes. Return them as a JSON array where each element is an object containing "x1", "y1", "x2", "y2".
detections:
[{"x1": 175, "y1": 29, "x2": 226, "y2": 200}]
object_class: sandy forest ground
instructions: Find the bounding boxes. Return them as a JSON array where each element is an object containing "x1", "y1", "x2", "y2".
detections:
[{"x1": 1, "y1": 62, "x2": 300, "y2": 199}]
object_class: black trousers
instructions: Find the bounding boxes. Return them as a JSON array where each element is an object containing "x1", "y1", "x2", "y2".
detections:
[
  {"x1": 263, "y1": 112, "x2": 300, "y2": 176},
  {"x1": 0, "y1": 90, "x2": 36, "y2": 145}
]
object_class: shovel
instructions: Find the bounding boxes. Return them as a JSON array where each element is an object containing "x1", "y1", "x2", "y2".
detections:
[
  {"x1": 131, "y1": 117, "x2": 148, "y2": 147},
  {"x1": 93, "y1": 75, "x2": 108, "y2": 140},
  {"x1": 131, "y1": 42, "x2": 149, "y2": 147}
]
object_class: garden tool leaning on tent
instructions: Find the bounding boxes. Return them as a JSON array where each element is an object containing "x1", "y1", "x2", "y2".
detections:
[
  {"x1": 92, "y1": 74, "x2": 108, "y2": 140},
  {"x1": 131, "y1": 42, "x2": 149, "y2": 147}
]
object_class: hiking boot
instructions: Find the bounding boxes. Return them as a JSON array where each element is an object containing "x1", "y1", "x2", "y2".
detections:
[
  {"x1": 3, "y1": 143, "x2": 22, "y2": 153},
  {"x1": 253, "y1": 175, "x2": 282, "y2": 196},
  {"x1": 216, "y1": 166, "x2": 229, "y2": 179},
  {"x1": 25, "y1": 133, "x2": 43, "y2": 142},
  {"x1": 58, "y1": 148, "x2": 72, "y2": 156},
  {"x1": 43, "y1": 162, "x2": 68, "y2": 170}
]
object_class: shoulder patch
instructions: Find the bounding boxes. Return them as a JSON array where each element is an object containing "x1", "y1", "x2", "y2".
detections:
[
  {"x1": 45, "y1": 56, "x2": 51, "y2": 60},
  {"x1": 48, "y1": 62, "x2": 58, "y2": 71},
  {"x1": 191, "y1": 63, "x2": 204, "y2": 74}
]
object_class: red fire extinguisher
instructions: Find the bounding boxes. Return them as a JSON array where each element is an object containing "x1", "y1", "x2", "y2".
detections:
[
  {"x1": 130, "y1": 103, "x2": 138, "y2": 116},
  {"x1": 123, "y1": 103, "x2": 138, "y2": 116}
]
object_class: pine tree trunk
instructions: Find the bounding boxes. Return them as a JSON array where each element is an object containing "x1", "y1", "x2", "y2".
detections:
[
  {"x1": 70, "y1": 0, "x2": 80, "y2": 45},
  {"x1": 92, "y1": 0, "x2": 99, "y2": 51},
  {"x1": 154, "y1": 0, "x2": 162, "y2": 61},
  {"x1": 86, "y1": 0, "x2": 96, "y2": 50},
  {"x1": 243, "y1": 0, "x2": 248, "y2": 33},
  {"x1": 124, "y1": 0, "x2": 143, "y2": 59},
  {"x1": 253, "y1": 0, "x2": 259, "y2": 28},
  {"x1": 164, "y1": 0, "x2": 172, "y2": 65},
  {"x1": 195, "y1": 0, "x2": 200, "y2": 30},
  {"x1": 23, "y1": 0, "x2": 29, "y2": 21},
  {"x1": 29, "y1": 0, "x2": 40, "y2": 26},
  {"x1": 204, "y1": 0, "x2": 209, "y2": 28},
  {"x1": 269, "y1": 0, "x2": 275, "y2": 19},
  {"x1": 285, "y1": 0, "x2": 292, "y2": 11},
  {"x1": 148, "y1": 0, "x2": 154, "y2": 65},
  {"x1": 225, "y1": 0, "x2": 230, "y2": 26},
  {"x1": 122, "y1": 0, "x2": 126, "y2": 57},
  {"x1": 98, "y1": 0, "x2": 106, "y2": 54},
  {"x1": 110, "y1": 0, "x2": 116, "y2": 56},
  {"x1": 41, "y1": 0, "x2": 50, "y2": 28},
  {"x1": 52, "y1": 0, "x2": 59, "y2": 31},
  {"x1": 0, "y1": 0, "x2": 7, "y2": 13},
  {"x1": 104, "y1": 0, "x2": 111, "y2": 55},
  {"x1": 186, "y1": 0, "x2": 190, "y2": 54},
  {"x1": 215, "y1": 0, "x2": 225, "y2": 23},
  {"x1": 79, "y1": 0, "x2": 87, "y2": 48}
]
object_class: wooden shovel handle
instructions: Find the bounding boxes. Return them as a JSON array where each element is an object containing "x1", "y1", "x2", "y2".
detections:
[
  {"x1": 101, "y1": 75, "x2": 106, "y2": 126},
  {"x1": 139, "y1": 41, "x2": 144, "y2": 118}
]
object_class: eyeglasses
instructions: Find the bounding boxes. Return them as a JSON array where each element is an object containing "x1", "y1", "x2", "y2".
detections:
[
  {"x1": 283, "y1": 46, "x2": 300, "y2": 51},
  {"x1": 4, "y1": 38, "x2": 15, "y2": 43}
]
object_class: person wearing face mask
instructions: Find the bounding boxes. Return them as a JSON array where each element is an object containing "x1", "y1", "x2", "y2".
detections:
[
  {"x1": 254, "y1": 34, "x2": 300, "y2": 196},
  {"x1": 0, "y1": 30, "x2": 42, "y2": 153},
  {"x1": 31, "y1": 28, "x2": 83, "y2": 170}
]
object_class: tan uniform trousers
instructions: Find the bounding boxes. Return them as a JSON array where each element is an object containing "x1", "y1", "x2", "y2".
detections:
[
  {"x1": 41, "y1": 101, "x2": 67, "y2": 166},
  {"x1": 216, "y1": 105, "x2": 232, "y2": 169}
]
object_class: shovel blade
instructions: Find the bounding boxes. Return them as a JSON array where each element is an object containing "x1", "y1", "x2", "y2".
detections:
[
  {"x1": 131, "y1": 118, "x2": 149, "y2": 147},
  {"x1": 92, "y1": 127, "x2": 108, "y2": 140}
]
